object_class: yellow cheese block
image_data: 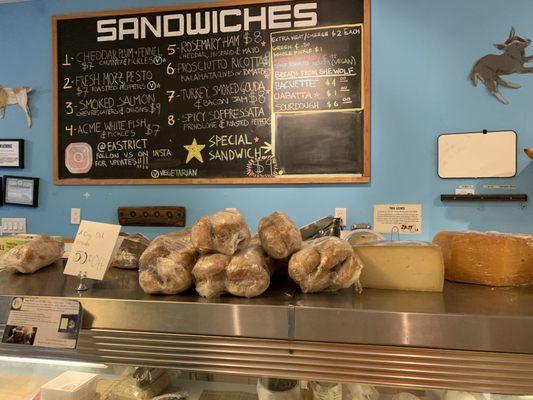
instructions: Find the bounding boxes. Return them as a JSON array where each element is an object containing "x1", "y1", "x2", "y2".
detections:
[
  {"x1": 433, "y1": 231, "x2": 533, "y2": 287},
  {"x1": 354, "y1": 241, "x2": 445, "y2": 292}
]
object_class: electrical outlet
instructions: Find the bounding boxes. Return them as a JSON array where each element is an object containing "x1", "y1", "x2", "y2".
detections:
[
  {"x1": 335, "y1": 208, "x2": 347, "y2": 226},
  {"x1": 1, "y1": 218, "x2": 27, "y2": 234},
  {"x1": 70, "y1": 208, "x2": 81, "y2": 225}
]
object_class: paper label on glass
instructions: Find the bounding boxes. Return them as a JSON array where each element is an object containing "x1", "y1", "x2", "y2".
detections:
[
  {"x1": 373, "y1": 204, "x2": 422, "y2": 234},
  {"x1": 2, "y1": 297, "x2": 82, "y2": 349},
  {"x1": 64, "y1": 220, "x2": 122, "y2": 280}
]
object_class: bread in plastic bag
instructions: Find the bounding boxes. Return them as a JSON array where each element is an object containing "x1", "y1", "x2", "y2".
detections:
[
  {"x1": 226, "y1": 244, "x2": 273, "y2": 298},
  {"x1": 344, "y1": 384, "x2": 379, "y2": 400},
  {"x1": 191, "y1": 210, "x2": 251, "y2": 256},
  {"x1": 289, "y1": 237, "x2": 363, "y2": 293},
  {"x1": 112, "y1": 233, "x2": 151, "y2": 270},
  {"x1": 0, "y1": 235, "x2": 64, "y2": 274},
  {"x1": 258, "y1": 211, "x2": 302, "y2": 260},
  {"x1": 138, "y1": 229, "x2": 197, "y2": 295},
  {"x1": 100, "y1": 367, "x2": 170, "y2": 400},
  {"x1": 192, "y1": 253, "x2": 231, "y2": 298}
]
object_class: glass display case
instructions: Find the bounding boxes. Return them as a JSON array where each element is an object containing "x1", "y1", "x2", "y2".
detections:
[{"x1": 1, "y1": 263, "x2": 532, "y2": 399}]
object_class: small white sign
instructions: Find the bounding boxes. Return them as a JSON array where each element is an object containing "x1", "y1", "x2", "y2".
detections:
[
  {"x1": 64, "y1": 220, "x2": 122, "y2": 280},
  {"x1": 456, "y1": 184, "x2": 475, "y2": 195},
  {"x1": 483, "y1": 184, "x2": 516, "y2": 190},
  {"x1": 374, "y1": 204, "x2": 422, "y2": 235},
  {"x1": 2, "y1": 297, "x2": 81, "y2": 349}
]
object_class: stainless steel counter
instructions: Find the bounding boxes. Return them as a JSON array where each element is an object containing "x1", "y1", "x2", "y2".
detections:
[
  {"x1": 2, "y1": 262, "x2": 533, "y2": 394},
  {"x1": 0, "y1": 262, "x2": 533, "y2": 353}
]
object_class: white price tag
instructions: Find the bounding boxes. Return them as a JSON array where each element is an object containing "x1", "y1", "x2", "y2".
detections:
[
  {"x1": 64, "y1": 220, "x2": 122, "y2": 280},
  {"x1": 373, "y1": 204, "x2": 422, "y2": 235}
]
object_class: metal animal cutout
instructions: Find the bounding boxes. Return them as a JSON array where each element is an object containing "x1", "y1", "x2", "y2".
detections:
[
  {"x1": 0, "y1": 86, "x2": 32, "y2": 127},
  {"x1": 471, "y1": 27, "x2": 533, "y2": 104}
]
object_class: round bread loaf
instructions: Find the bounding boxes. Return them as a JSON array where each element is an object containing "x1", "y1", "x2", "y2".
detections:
[
  {"x1": 289, "y1": 237, "x2": 363, "y2": 293},
  {"x1": 139, "y1": 229, "x2": 197, "y2": 295},
  {"x1": 258, "y1": 211, "x2": 302, "y2": 260},
  {"x1": 191, "y1": 210, "x2": 251, "y2": 256},
  {"x1": 226, "y1": 245, "x2": 272, "y2": 298},
  {"x1": 192, "y1": 253, "x2": 231, "y2": 298}
]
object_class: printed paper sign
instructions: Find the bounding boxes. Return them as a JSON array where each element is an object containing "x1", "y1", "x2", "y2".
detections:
[
  {"x1": 64, "y1": 220, "x2": 122, "y2": 280},
  {"x1": 456, "y1": 185, "x2": 475, "y2": 195},
  {"x1": 2, "y1": 297, "x2": 82, "y2": 349},
  {"x1": 483, "y1": 184, "x2": 516, "y2": 190},
  {"x1": 374, "y1": 204, "x2": 422, "y2": 234},
  {"x1": 0, "y1": 140, "x2": 20, "y2": 167}
]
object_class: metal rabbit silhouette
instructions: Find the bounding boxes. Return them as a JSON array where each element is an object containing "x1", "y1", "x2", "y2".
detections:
[
  {"x1": 0, "y1": 86, "x2": 32, "y2": 127},
  {"x1": 471, "y1": 27, "x2": 533, "y2": 104}
]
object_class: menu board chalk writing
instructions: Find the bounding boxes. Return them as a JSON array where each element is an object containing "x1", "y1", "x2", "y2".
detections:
[{"x1": 53, "y1": 0, "x2": 370, "y2": 185}]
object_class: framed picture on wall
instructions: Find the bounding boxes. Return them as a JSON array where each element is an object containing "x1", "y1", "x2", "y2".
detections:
[
  {"x1": 3, "y1": 176, "x2": 39, "y2": 207},
  {"x1": 0, "y1": 140, "x2": 24, "y2": 168}
]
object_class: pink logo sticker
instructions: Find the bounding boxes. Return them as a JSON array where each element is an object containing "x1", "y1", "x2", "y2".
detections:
[{"x1": 65, "y1": 142, "x2": 93, "y2": 174}]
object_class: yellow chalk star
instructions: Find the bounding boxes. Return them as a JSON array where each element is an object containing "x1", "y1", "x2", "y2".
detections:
[{"x1": 184, "y1": 138, "x2": 206, "y2": 164}]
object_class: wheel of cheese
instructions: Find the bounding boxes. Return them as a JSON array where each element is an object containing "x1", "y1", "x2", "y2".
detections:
[
  {"x1": 354, "y1": 240, "x2": 444, "y2": 292},
  {"x1": 433, "y1": 231, "x2": 533, "y2": 287}
]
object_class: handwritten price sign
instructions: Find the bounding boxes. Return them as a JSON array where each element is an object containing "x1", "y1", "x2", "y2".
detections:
[{"x1": 64, "y1": 221, "x2": 122, "y2": 280}]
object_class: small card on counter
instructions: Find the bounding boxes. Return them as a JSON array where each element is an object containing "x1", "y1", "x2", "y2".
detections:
[
  {"x1": 374, "y1": 204, "x2": 422, "y2": 234},
  {"x1": 64, "y1": 220, "x2": 122, "y2": 280},
  {"x1": 1, "y1": 297, "x2": 82, "y2": 349}
]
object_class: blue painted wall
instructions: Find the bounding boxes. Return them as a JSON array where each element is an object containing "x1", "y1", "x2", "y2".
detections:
[{"x1": 0, "y1": 0, "x2": 532, "y2": 239}]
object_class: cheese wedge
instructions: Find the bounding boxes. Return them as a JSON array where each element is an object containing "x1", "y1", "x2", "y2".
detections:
[
  {"x1": 354, "y1": 241, "x2": 444, "y2": 292},
  {"x1": 433, "y1": 231, "x2": 533, "y2": 287}
]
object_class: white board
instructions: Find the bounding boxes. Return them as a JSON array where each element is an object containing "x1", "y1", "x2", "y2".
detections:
[{"x1": 438, "y1": 131, "x2": 516, "y2": 178}]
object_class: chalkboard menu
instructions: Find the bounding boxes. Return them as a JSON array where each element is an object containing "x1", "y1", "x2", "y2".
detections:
[{"x1": 53, "y1": 0, "x2": 370, "y2": 184}]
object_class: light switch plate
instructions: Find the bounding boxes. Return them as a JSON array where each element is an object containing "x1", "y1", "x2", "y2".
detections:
[
  {"x1": 71, "y1": 208, "x2": 81, "y2": 225},
  {"x1": 335, "y1": 208, "x2": 347, "y2": 226},
  {"x1": 1, "y1": 218, "x2": 27, "y2": 234}
]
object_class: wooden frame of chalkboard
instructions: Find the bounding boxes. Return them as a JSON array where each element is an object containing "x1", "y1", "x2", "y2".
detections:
[{"x1": 53, "y1": 0, "x2": 370, "y2": 185}]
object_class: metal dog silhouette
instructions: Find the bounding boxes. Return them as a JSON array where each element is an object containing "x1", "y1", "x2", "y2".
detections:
[
  {"x1": 0, "y1": 86, "x2": 32, "y2": 127},
  {"x1": 471, "y1": 27, "x2": 533, "y2": 104}
]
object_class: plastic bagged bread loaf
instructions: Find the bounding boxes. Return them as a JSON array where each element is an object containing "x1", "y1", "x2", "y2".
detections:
[
  {"x1": 226, "y1": 244, "x2": 273, "y2": 298},
  {"x1": 258, "y1": 211, "x2": 302, "y2": 260},
  {"x1": 0, "y1": 235, "x2": 64, "y2": 274},
  {"x1": 344, "y1": 383, "x2": 379, "y2": 400},
  {"x1": 112, "y1": 233, "x2": 151, "y2": 270},
  {"x1": 289, "y1": 237, "x2": 363, "y2": 293},
  {"x1": 191, "y1": 210, "x2": 251, "y2": 256},
  {"x1": 192, "y1": 253, "x2": 231, "y2": 298},
  {"x1": 139, "y1": 229, "x2": 197, "y2": 295}
]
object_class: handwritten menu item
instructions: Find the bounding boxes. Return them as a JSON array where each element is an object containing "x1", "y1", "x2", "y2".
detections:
[
  {"x1": 271, "y1": 25, "x2": 363, "y2": 113},
  {"x1": 373, "y1": 204, "x2": 422, "y2": 235},
  {"x1": 64, "y1": 220, "x2": 122, "y2": 280},
  {"x1": 54, "y1": 0, "x2": 369, "y2": 184},
  {"x1": 2, "y1": 297, "x2": 82, "y2": 349}
]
